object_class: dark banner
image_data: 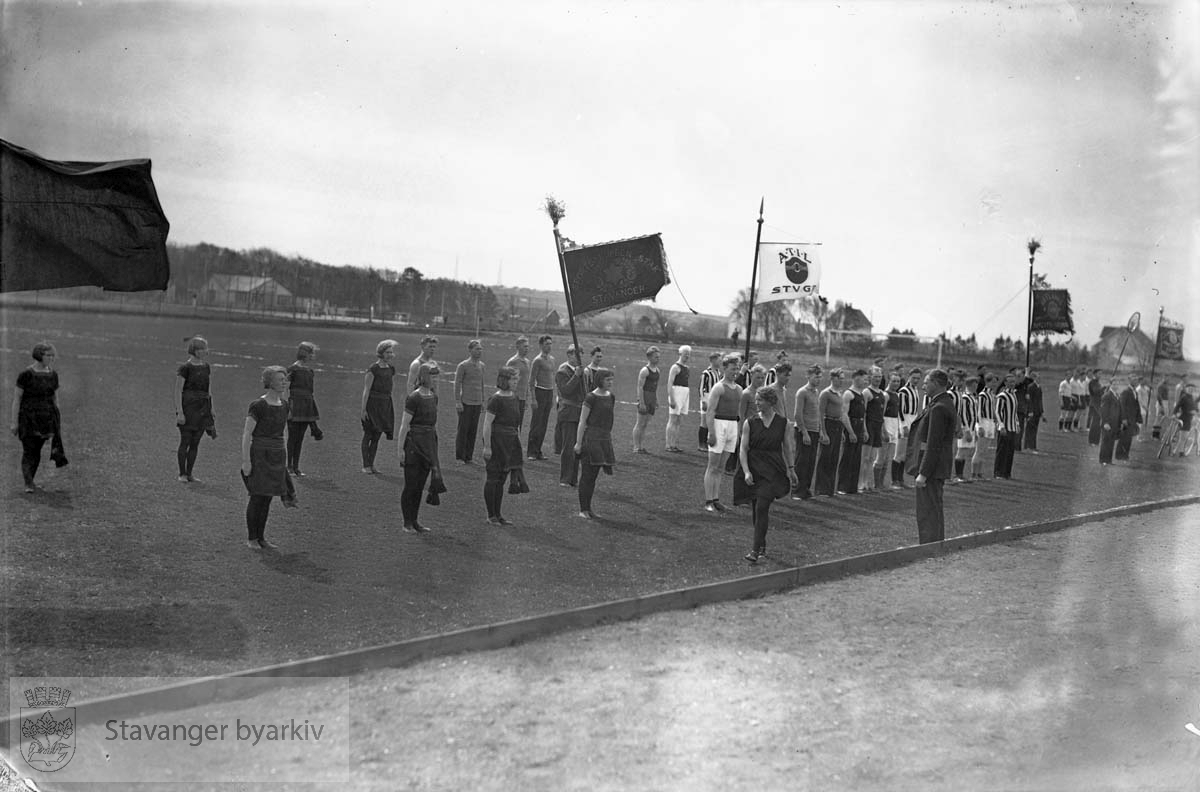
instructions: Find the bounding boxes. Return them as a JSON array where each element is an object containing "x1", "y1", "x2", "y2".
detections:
[
  {"x1": 1156, "y1": 318, "x2": 1185, "y2": 361},
  {"x1": 562, "y1": 234, "x2": 669, "y2": 316},
  {"x1": 1, "y1": 139, "x2": 170, "y2": 292},
  {"x1": 1030, "y1": 288, "x2": 1074, "y2": 334}
]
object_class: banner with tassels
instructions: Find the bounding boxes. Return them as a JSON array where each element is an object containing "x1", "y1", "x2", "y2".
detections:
[{"x1": 561, "y1": 234, "x2": 669, "y2": 316}]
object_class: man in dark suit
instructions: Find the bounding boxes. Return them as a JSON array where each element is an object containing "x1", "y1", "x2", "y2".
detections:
[
  {"x1": 1115, "y1": 376, "x2": 1141, "y2": 461},
  {"x1": 1098, "y1": 377, "x2": 1122, "y2": 465},
  {"x1": 906, "y1": 368, "x2": 957, "y2": 544}
]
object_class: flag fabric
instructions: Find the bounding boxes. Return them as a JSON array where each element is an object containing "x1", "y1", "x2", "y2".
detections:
[
  {"x1": 754, "y1": 243, "x2": 821, "y2": 304},
  {"x1": 1, "y1": 139, "x2": 171, "y2": 292},
  {"x1": 1029, "y1": 288, "x2": 1074, "y2": 334},
  {"x1": 561, "y1": 234, "x2": 669, "y2": 316},
  {"x1": 1156, "y1": 316, "x2": 1185, "y2": 361}
]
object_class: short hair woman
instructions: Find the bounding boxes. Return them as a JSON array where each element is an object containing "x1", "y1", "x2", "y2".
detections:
[
  {"x1": 360, "y1": 340, "x2": 398, "y2": 474},
  {"x1": 174, "y1": 336, "x2": 217, "y2": 483},
  {"x1": 10, "y1": 342, "x2": 68, "y2": 493},
  {"x1": 396, "y1": 362, "x2": 446, "y2": 533},
  {"x1": 733, "y1": 386, "x2": 797, "y2": 563},
  {"x1": 240, "y1": 366, "x2": 298, "y2": 549},
  {"x1": 286, "y1": 341, "x2": 324, "y2": 476},
  {"x1": 574, "y1": 368, "x2": 617, "y2": 519},
  {"x1": 481, "y1": 366, "x2": 528, "y2": 525}
]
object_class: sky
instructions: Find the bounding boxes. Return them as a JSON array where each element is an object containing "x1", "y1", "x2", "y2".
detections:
[{"x1": 2, "y1": 0, "x2": 1198, "y2": 356}]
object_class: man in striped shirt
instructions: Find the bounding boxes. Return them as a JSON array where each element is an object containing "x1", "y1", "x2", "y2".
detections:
[
  {"x1": 891, "y1": 367, "x2": 923, "y2": 489},
  {"x1": 993, "y1": 371, "x2": 1020, "y2": 479},
  {"x1": 698, "y1": 351, "x2": 722, "y2": 452}
]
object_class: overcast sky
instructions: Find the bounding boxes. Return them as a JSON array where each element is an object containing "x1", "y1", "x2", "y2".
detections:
[{"x1": 3, "y1": 0, "x2": 1197, "y2": 355}]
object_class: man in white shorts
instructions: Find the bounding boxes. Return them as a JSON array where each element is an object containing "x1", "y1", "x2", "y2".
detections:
[
  {"x1": 703, "y1": 354, "x2": 743, "y2": 513},
  {"x1": 664, "y1": 345, "x2": 692, "y2": 452}
]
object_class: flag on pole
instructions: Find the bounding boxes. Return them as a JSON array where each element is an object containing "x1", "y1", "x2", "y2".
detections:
[
  {"x1": 561, "y1": 233, "x2": 669, "y2": 316},
  {"x1": 753, "y1": 243, "x2": 821, "y2": 304},
  {"x1": 1, "y1": 138, "x2": 171, "y2": 292},
  {"x1": 1029, "y1": 288, "x2": 1074, "y2": 334},
  {"x1": 1155, "y1": 316, "x2": 1185, "y2": 361}
]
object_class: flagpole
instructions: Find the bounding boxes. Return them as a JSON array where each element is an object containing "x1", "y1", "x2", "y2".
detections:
[
  {"x1": 546, "y1": 198, "x2": 583, "y2": 367},
  {"x1": 1025, "y1": 238, "x2": 1040, "y2": 370},
  {"x1": 745, "y1": 197, "x2": 764, "y2": 363},
  {"x1": 1149, "y1": 306, "x2": 1163, "y2": 386}
]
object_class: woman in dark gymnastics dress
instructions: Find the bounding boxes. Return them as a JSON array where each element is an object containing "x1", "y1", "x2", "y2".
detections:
[
  {"x1": 286, "y1": 341, "x2": 324, "y2": 476},
  {"x1": 360, "y1": 340, "x2": 398, "y2": 474},
  {"x1": 575, "y1": 368, "x2": 617, "y2": 519},
  {"x1": 175, "y1": 336, "x2": 217, "y2": 483},
  {"x1": 481, "y1": 366, "x2": 527, "y2": 525},
  {"x1": 240, "y1": 366, "x2": 297, "y2": 550},
  {"x1": 734, "y1": 386, "x2": 797, "y2": 563},
  {"x1": 10, "y1": 342, "x2": 68, "y2": 493},
  {"x1": 396, "y1": 363, "x2": 446, "y2": 533}
]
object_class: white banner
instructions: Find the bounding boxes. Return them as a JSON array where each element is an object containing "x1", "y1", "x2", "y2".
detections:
[{"x1": 754, "y1": 243, "x2": 822, "y2": 303}]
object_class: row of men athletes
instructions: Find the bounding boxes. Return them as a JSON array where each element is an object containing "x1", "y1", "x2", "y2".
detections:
[{"x1": 409, "y1": 335, "x2": 1060, "y2": 504}]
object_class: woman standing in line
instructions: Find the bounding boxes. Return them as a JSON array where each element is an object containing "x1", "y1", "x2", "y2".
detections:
[
  {"x1": 396, "y1": 362, "x2": 445, "y2": 533},
  {"x1": 575, "y1": 368, "x2": 617, "y2": 519},
  {"x1": 241, "y1": 366, "x2": 297, "y2": 550},
  {"x1": 175, "y1": 336, "x2": 217, "y2": 483},
  {"x1": 11, "y1": 342, "x2": 68, "y2": 493},
  {"x1": 481, "y1": 366, "x2": 525, "y2": 525},
  {"x1": 286, "y1": 341, "x2": 324, "y2": 477},
  {"x1": 360, "y1": 340, "x2": 398, "y2": 474},
  {"x1": 734, "y1": 386, "x2": 797, "y2": 563}
]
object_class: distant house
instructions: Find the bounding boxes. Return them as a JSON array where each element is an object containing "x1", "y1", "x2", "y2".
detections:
[
  {"x1": 1093, "y1": 325, "x2": 1156, "y2": 368},
  {"x1": 204, "y1": 274, "x2": 293, "y2": 310},
  {"x1": 826, "y1": 303, "x2": 872, "y2": 333}
]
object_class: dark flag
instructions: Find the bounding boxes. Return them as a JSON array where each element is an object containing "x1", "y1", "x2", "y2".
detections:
[
  {"x1": 561, "y1": 234, "x2": 669, "y2": 316},
  {"x1": 1155, "y1": 316, "x2": 1185, "y2": 361},
  {"x1": 1030, "y1": 288, "x2": 1074, "y2": 334},
  {"x1": 1, "y1": 139, "x2": 170, "y2": 292}
]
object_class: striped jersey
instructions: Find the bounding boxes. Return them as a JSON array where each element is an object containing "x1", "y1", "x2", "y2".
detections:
[
  {"x1": 977, "y1": 390, "x2": 996, "y2": 421},
  {"x1": 957, "y1": 392, "x2": 978, "y2": 429},
  {"x1": 995, "y1": 389, "x2": 1019, "y2": 432},
  {"x1": 898, "y1": 383, "x2": 921, "y2": 424},
  {"x1": 699, "y1": 366, "x2": 721, "y2": 403}
]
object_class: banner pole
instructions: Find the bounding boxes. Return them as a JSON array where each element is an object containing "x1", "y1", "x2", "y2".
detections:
[
  {"x1": 745, "y1": 197, "x2": 764, "y2": 363},
  {"x1": 1025, "y1": 239, "x2": 1039, "y2": 370},
  {"x1": 552, "y1": 225, "x2": 582, "y2": 368},
  {"x1": 1148, "y1": 306, "x2": 1163, "y2": 386}
]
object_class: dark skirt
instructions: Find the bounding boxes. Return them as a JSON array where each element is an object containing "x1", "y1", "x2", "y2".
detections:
[
  {"x1": 486, "y1": 426, "x2": 524, "y2": 476},
  {"x1": 17, "y1": 400, "x2": 58, "y2": 441},
  {"x1": 242, "y1": 437, "x2": 292, "y2": 497},
  {"x1": 180, "y1": 390, "x2": 214, "y2": 432},
  {"x1": 579, "y1": 428, "x2": 616, "y2": 473},
  {"x1": 405, "y1": 426, "x2": 447, "y2": 504},
  {"x1": 363, "y1": 394, "x2": 395, "y2": 438},
  {"x1": 289, "y1": 389, "x2": 320, "y2": 422}
]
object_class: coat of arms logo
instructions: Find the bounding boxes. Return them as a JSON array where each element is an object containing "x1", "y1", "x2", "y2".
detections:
[{"x1": 20, "y1": 687, "x2": 75, "y2": 772}]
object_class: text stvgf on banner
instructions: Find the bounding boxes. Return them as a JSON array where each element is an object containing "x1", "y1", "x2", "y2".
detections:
[{"x1": 754, "y1": 243, "x2": 821, "y2": 304}]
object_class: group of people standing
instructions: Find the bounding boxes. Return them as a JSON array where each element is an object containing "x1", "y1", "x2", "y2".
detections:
[{"x1": 13, "y1": 331, "x2": 1192, "y2": 563}]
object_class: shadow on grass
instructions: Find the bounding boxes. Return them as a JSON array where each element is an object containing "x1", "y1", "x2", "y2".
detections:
[
  {"x1": 24, "y1": 489, "x2": 75, "y2": 509},
  {"x1": 258, "y1": 549, "x2": 334, "y2": 585},
  {"x1": 6, "y1": 603, "x2": 248, "y2": 658}
]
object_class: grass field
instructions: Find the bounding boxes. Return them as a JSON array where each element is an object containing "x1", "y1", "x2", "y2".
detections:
[{"x1": 2, "y1": 306, "x2": 1197, "y2": 701}]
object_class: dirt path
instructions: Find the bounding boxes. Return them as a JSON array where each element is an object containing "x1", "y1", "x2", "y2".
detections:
[{"x1": 18, "y1": 504, "x2": 1198, "y2": 790}]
